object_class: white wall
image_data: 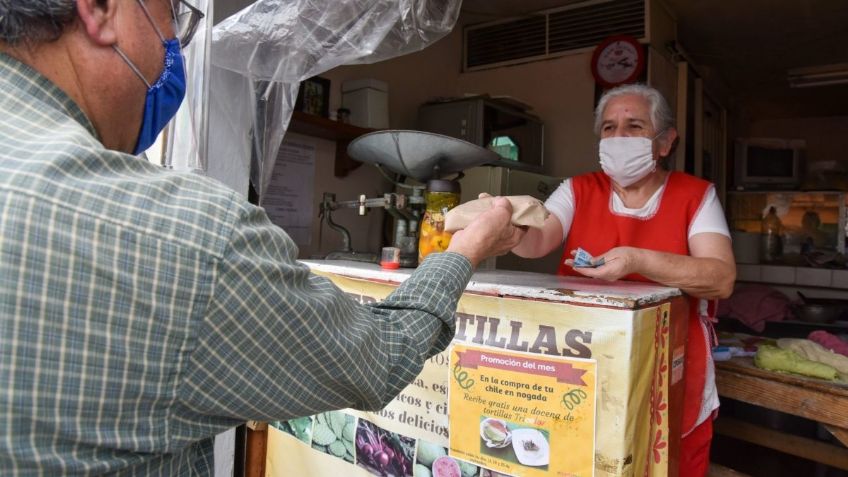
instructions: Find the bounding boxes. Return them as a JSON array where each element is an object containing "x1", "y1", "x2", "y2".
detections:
[
  {"x1": 277, "y1": 133, "x2": 392, "y2": 259},
  {"x1": 323, "y1": 29, "x2": 602, "y2": 179},
  {"x1": 457, "y1": 53, "x2": 599, "y2": 178},
  {"x1": 319, "y1": 3, "x2": 682, "y2": 179},
  {"x1": 214, "y1": 429, "x2": 235, "y2": 477},
  {"x1": 323, "y1": 29, "x2": 462, "y2": 131}
]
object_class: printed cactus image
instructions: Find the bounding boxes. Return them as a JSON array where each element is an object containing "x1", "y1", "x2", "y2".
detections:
[{"x1": 311, "y1": 411, "x2": 356, "y2": 464}]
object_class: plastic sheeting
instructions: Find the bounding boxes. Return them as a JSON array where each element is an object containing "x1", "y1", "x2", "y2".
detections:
[
  {"x1": 146, "y1": 0, "x2": 212, "y2": 174},
  {"x1": 169, "y1": 0, "x2": 213, "y2": 173},
  {"x1": 206, "y1": 0, "x2": 462, "y2": 199}
]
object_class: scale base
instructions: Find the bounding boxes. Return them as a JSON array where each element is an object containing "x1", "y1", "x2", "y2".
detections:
[{"x1": 324, "y1": 251, "x2": 379, "y2": 264}]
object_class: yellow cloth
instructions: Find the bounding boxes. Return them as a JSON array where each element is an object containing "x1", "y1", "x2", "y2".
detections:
[
  {"x1": 777, "y1": 338, "x2": 848, "y2": 380},
  {"x1": 754, "y1": 345, "x2": 838, "y2": 381}
]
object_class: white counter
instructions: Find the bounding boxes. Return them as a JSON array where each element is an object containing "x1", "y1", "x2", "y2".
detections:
[{"x1": 301, "y1": 259, "x2": 681, "y2": 309}]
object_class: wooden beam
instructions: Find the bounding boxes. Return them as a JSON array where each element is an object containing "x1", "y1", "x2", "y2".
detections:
[
  {"x1": 714, "y1": 417, "x2": 848, "y2": 471},
  {"x1": 245, "y1": 425, "x2": 268, "y2": 477},
  {"x1": 824, "y1": 424, "x2": 848, "y2": 447},
  {"x1": 246, "y1": 420, "x2": 267, "y2": 431},
  {"x1": 715, "y1": 359, "x2": 848, "y2": 429},
  {"x1": 707, "y1": 463, "x2": 750, "y2": 477}
]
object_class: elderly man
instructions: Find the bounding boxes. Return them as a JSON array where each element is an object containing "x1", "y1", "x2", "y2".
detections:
[
  {"x1": 512, "y1": 84, "x2": 736, "y2": 476},
  {"x1": 0, "y1": 1, "x2": 524, "y2": 474}
]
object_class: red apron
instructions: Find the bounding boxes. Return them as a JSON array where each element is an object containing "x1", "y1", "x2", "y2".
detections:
[{"x1": 556, "y1": 171, "x2": 712, "y2": 436}]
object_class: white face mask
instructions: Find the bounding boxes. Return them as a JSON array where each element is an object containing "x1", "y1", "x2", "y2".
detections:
[{"x1": 598, "y1": 132, "x2": 664, "y2": 187}]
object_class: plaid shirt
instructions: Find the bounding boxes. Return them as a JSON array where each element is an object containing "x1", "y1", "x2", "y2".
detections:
[{"x1": 0, "y1": 53, "x2": 472, "y2": 476}]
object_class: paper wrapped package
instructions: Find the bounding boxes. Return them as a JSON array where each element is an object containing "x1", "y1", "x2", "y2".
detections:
[{"x1": 444, "y1": 195, "x2": 549, "y2": 233}]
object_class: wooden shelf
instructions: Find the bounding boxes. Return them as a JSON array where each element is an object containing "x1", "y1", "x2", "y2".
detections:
[
  {"x1": 288, "y1": 111, "x2": 373, "y2": 140},
  {"x1": 714, "y1": 357, "x2": 848, "y2": 470},
  {"x1": 288, "y1": 111, "x2": 376, "y2": 177}
]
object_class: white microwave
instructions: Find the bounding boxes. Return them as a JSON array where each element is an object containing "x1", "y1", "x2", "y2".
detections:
[{"x1": 734, "y1": 137, "x2": 805, "y2": 189}]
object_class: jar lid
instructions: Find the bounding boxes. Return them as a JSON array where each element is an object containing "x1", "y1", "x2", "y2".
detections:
[{"x1": 426, "y1": 179, "x2": 461, "y2": 193}]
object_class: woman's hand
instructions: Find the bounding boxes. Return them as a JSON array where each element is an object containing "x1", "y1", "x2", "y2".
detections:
[
  {"x1": 564, "y1": 247, "x2": 641, "y2": 281},
  {"x1": 563, "y1": 234, "x2": 736, "y2": 299}
]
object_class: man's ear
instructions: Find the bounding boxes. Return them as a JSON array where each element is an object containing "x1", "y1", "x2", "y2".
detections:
[{"x1": 76, "y1": 0, "x2": 118, "y2": 46}]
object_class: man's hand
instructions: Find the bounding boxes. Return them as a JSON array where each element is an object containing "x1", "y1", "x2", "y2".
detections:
[{"x1": 446, "y1": 197, "x2": 526, "y2": 268}]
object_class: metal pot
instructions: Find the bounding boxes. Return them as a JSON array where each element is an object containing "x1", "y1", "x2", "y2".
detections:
[
  {"x1": 791, "y1": 303, "x2": 844, "y2": 323},
  {"x1": 793, "y1": 292, "x2": 848, "y2": 323}
]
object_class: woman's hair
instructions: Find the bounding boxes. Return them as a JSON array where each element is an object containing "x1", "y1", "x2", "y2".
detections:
[
  {"x1": 593, "y1": 83, "x2": 675, "y2": 136},
  {"x1": 0, "y1": 0, "x2": 78, "y2": 46}
]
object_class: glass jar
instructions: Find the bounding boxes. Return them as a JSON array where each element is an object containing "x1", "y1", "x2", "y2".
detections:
[{"x1": 418, "y1": 179, "x2": 461, "y2": 263}]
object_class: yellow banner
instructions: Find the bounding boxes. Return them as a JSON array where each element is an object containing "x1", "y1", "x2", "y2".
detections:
[{"x1": 448, "y1": 343, "x2": 596, "y2": 477}]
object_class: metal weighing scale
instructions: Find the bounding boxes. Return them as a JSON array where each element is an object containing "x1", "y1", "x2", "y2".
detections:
[{"x1": 319, "y1": 130, "x2": 502, "y2": 267}]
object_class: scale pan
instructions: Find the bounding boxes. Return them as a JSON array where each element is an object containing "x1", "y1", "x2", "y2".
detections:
[{"x1": 347, "y1": 130, "x2": 502, "y2": 182}]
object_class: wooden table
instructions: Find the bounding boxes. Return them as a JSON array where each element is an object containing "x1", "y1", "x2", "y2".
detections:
[{"x1": 714, "y1": 357, "x2": 848, "y2": 470}]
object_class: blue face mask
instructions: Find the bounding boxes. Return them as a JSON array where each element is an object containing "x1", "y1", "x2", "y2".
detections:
[
  {"x1": 114, "y1": 2, "x2": 187, "y2": 155},
  {"x1": 133, "y1": 39, "x2": 186, "y2": 155}
]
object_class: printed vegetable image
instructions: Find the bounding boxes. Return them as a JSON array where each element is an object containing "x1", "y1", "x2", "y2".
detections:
[
  {"x1": 413, "y1": 463, "x2": 432, "y2": 477},
  {"x1": 311, "y1": 411, "x2": 356, "y2": 463},
  {"x1": 356, "y1": 419, "x2": 416, "y2": 476},
  {"x1": 416, "y1": 441, "x2": 446, "y2": 467},
  {"x1": 431, "y1": 456, "x2": 461, "y2": 477},
  {"x1": 271, "y1": 416, "x2": 313, "y2": 444},
  {"x1": 415, "y1": 440, "x2": 478, "y2": 477},
  {"x1": 457, "y1": 460, "x2": 480, "y2": 477}
]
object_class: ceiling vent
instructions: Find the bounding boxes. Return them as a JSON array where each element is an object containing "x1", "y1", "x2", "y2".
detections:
[{"x1": 464, "y1": 0, "x2": 646, "y2": 71}]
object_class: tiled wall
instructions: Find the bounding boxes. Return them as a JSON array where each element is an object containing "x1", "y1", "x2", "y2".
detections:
[{"x1": 736, "y1": 264, "x2": 848, "y2": 299}]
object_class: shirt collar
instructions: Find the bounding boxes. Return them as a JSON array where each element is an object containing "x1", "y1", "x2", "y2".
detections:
[{"x1": 0, "y1": 52, "x2": 99, "y2": 140}]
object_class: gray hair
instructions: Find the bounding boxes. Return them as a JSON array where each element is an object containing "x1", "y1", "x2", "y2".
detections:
[
  {"x1": 0, "y1": 0, "x2": 78, "y2": 45},
  {"x1": 593, "y1": 83, "x2": 674, "y2": 136}
]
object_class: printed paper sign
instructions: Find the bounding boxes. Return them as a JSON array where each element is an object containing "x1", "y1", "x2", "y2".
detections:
[
  {"x1": 264, "y1": 139, "x2": 316, "y2": 245},
  {"x1": 448, "y1": 343, "x2": 597, "y2": 477}
]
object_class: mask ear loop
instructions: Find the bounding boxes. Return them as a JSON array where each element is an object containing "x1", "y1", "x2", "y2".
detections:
[
  {"x1": 113, "y1": 46, "x2": 152, "y2": 88},
  {"x1": 114, "y1": 0, "x2": 176, "y2": 88},
  {"x1": 651, "y1": 129, "x2": 669, "y2": 172}
]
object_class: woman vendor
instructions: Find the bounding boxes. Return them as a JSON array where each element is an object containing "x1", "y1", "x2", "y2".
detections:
[{"x1": 511, "y1": 83, "x2": 736, "y2": 476}]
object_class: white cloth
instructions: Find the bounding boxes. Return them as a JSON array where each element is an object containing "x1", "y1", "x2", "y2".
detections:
[
  {"x1": 695, "y1": 317, "x2": 720, "y2": 431},
  {"x1": 544, "y1": 177, "x2": 730, "y2": 242}
]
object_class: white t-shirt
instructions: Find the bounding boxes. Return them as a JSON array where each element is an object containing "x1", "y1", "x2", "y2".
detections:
[{"x1": 544, "y1": 177, "x2": 731, "y2": 242}]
